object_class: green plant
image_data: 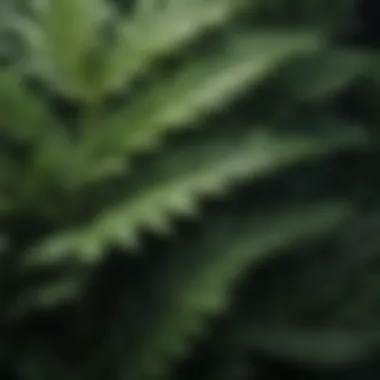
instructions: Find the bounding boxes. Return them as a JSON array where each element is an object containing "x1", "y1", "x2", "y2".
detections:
[{"x1": 0, "y1": 1, "x2": 379, "y2": 380}]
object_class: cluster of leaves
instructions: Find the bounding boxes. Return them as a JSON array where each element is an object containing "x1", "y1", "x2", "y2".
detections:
[{"x1": 0, "y1": 1, "x2": 379, "y2": 380}]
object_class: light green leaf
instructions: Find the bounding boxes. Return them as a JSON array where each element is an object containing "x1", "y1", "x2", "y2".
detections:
[
  {"x1": 96, "y1": 0, "x2": 248, "y2": 93},
  {"x1": 86, "y1": 29, "x2": 323, "y2": 183},
  {"x1": 26, "y1": 123, "x2": 367, "y2": 265}
]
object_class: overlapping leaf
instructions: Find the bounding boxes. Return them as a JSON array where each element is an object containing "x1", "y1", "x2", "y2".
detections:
[
  {"x1": 0, "y1": 69, "x2": 60, "y2": 142},
  {"x1": 25, "y1": 122, "x2": 368, "y2": 266},
  {"x1": 115, "y1": 200, "x2": 355, "y2": 380},
  {"x1": 25, "y1": 0, "x2": 108, "y2": 99},
  {"x1": 0, "y1": 69, "x2": 77, "y2": 208},
  {"x1": 95, "y1": 0, "x2": 249, "y2": 94},
  {"x1": 0, "y1": 2, "x2": 377, "y2": 380},
  {"x1": 85, "y1": 29, "x2": 323, "y2": 184}
]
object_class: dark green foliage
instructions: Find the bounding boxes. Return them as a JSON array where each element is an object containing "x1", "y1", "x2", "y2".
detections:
[{"x1": 0, "y1": 1, "x2": 380, "y2": 380}]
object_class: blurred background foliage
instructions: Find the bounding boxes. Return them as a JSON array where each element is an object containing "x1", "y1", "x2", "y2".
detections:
[{"x1": 0, "y1": 1, "x2": 380, "y2": 380}]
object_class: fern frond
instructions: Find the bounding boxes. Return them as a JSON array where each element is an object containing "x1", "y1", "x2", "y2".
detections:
[
  {"x1": 96, "y1": 0, "x2": 248, "y2": 94},
  {"x1": 30, "y1": 0, "x2": 108, "y2": 99},
  {"x1": 26, "y1": 123, "x2": 368, "y2": 265},
  {"x1": 117, "y1": 200, "x2": 355, "y2": 380},
  {"x1": 86, "y1": 30, "x2": 323, "y2": 182}
]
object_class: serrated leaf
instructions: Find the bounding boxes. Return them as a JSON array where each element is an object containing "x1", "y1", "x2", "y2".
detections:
[
  {"x1": 96, "y1": 0, "x2": 248, "y2": 94},
  {"x1": 25, "y1": 123, "x2": 368, "y2": 266},
  {"x1": 117, "y1": 200, "x2": 355, "y2": 380},
  {"x1": 86, "y1": 29, "x2": 323, "y2": 183}
]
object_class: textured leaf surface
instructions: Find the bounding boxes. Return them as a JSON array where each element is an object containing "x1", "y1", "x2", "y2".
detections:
[
  {"x1": 86, "y1": 30, "x2": 323, "y2": 182},
  {"x1": 26, "y1": 123, "x2": 368, "y2": 265},
  {"x1": 96, "y1": 0, "x2": 248, "y2": 93}
]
